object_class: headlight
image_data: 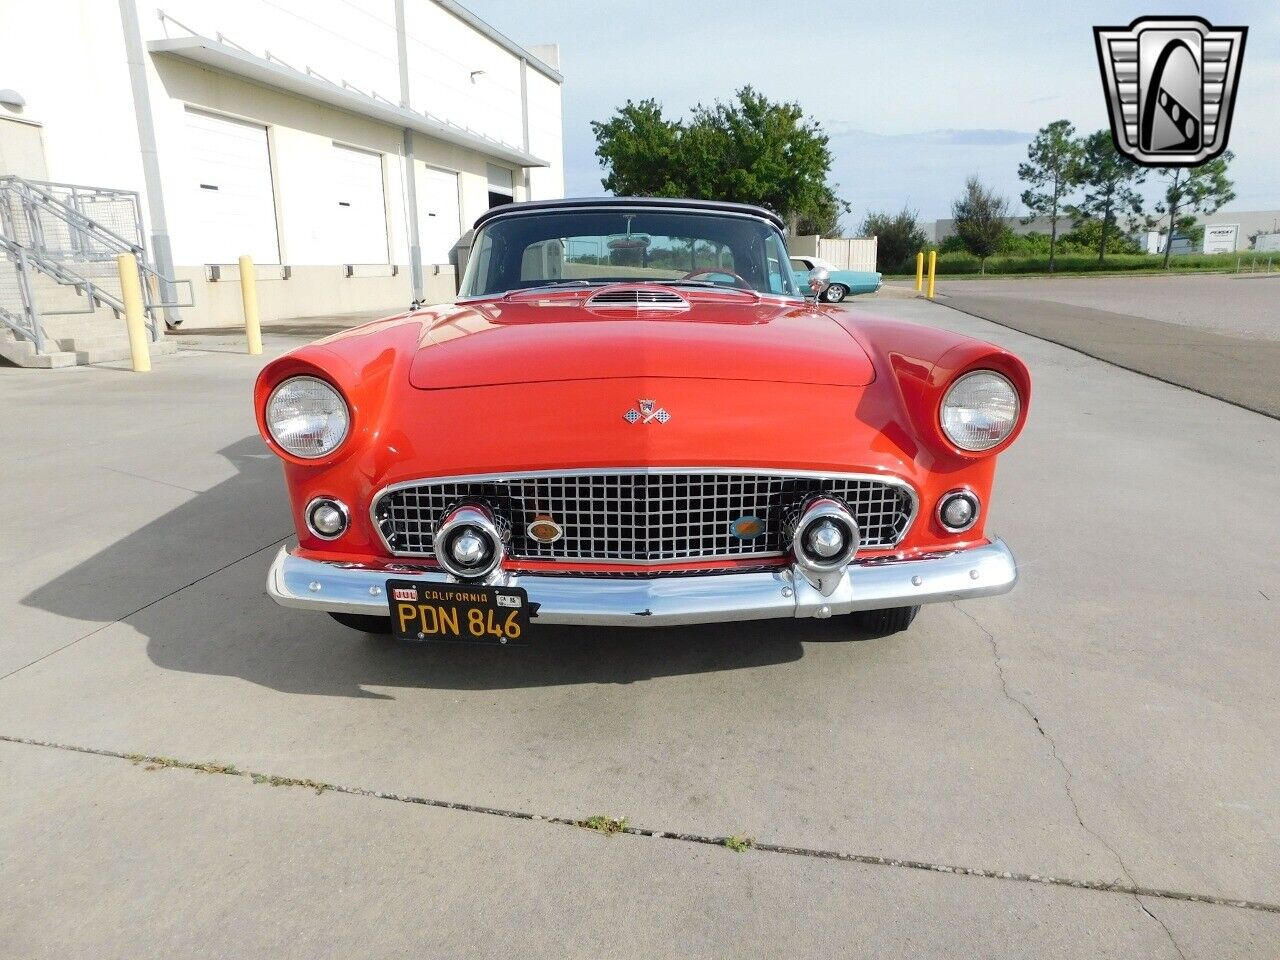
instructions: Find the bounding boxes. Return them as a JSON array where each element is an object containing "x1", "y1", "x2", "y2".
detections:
[
  {"x1": 940, "y1": 370, "x2": 1019, "y2": 452},
  {"x1": 266, "y1": 376, "x2": 350, "y2": 458}
]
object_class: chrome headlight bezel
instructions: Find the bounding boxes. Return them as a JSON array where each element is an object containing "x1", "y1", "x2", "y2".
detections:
[
  {"x1": 265, "y1": 375, "x2": 351, "y2": 459},
  {"x1": 939, "y1": 370, "x2": 1020, "y2": 453}
]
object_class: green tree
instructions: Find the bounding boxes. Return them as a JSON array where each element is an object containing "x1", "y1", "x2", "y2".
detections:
[
  {"x1": 859, "y1": 207, "x2": 929, "y2": 273},
  {"x1": 1151, "y1": 153, "x2": 1235, "y2": 268},
  {"x1": 591, "y1": 99, "x2": 684, "y2": 197},
  {"x1": 592, "y1": 87, "x2": 847, "y2": 232},
  {"x1": 952, "y1": 176, "x2": 1010, "y2": 273},
  {"x1": 1070, "y1": 130, "x2": 1145, "y2": 262},
  {"x1": 1018, "y1": 120, "x2": 1083, "y2": 273},
  {"x1": 795, "y1": 193, "x2": 844, "y2": 236}
]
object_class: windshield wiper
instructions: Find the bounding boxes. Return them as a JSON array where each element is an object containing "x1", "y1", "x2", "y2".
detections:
[
  {"x1": 516, "y1": 279, "x2": 608, "y2": 293},
  {"x1": 649, "y1": 279, "x2": 763, "y2": 299}
]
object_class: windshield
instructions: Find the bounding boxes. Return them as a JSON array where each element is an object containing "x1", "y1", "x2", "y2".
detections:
[{"x1": 459, "y1": 209, "x2": 802, "y2": 298}]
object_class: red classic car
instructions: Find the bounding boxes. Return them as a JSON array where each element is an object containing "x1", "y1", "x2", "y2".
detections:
[{"x1": 258, "y1": 197, "x2": 1028, "y2": 643}]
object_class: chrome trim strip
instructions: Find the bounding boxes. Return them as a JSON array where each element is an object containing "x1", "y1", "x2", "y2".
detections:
[
  {"x1": 266, "y1": 539, "x2": 1018, "y2": 627},
  {"x1": 368, "y1": 468, "x2": 920, "y2": 562}
]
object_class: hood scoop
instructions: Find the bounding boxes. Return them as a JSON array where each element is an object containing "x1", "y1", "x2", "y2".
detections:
[{"x1": 586, "y1": 287, "x2": 689, "y2": 311}]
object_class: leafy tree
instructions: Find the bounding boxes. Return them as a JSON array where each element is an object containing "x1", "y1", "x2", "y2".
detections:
[
  {"x1": 591, "y1": 99, "x2": 684, "y2": 197},
  {"x1": 951, "y1": 176, "x2": 1010, "y2": 273},
  {"x1": 1070, "y1": 130, "x2": 1145, "y2": 262},
  {"x1": 859, "y1": 207, "x2": 929, "y2": 273},
  {"x1": 592, "y1": 87, "x2": 847, "y2": 233},
  {"x1": 1018, "y1": 120, "x2": 1083, "y2": 273},
  {"x1": 1151, "y1": 153, "x2": 1235, "y2": 268},
  {"x1": 795, "y1": 193, "x2": 844, "y2": 237}
]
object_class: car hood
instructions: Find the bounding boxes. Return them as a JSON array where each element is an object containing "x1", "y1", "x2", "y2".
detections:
[{"x1": 408, "y1": 293, "x2": 875, "y2": 389}]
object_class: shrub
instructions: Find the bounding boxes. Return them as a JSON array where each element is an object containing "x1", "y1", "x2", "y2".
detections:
[
  {"x1": 933, "y1": 249, "x2": 1273, "y2": 275},
  {"x1": 859, "y1": 207, "x2": 929, "y2": 274}
]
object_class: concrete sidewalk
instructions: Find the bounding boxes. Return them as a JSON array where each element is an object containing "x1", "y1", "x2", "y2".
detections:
[{"x1": 2, "y1": 305, "x2": 1278, "y2": 957}]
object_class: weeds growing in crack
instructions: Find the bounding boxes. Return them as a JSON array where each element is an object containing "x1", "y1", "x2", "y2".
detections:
[
  {"x1": 723, "y1": 835, "x2": 754, "y2": 853},
  {"x1": 578, "y1": 815, "x2": 628, "y2": 836},
  {"x1": 128, "y1": 754, "x2": 237, "y2": 776},
  {"x1": 251, "y1": 773, "x2": 330, "y2": 795}
]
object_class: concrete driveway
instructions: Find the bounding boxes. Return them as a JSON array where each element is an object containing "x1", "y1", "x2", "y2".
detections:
[{"x1": 2, "y1": 300, "x2": 1277, "y2": 958}]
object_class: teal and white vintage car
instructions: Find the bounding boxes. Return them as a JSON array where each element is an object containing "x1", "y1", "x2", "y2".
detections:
[{"x1": 789, "y1": 255, "x2": 882, "y2": 303}]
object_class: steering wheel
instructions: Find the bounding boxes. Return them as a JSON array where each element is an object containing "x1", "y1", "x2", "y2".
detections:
[{"x1": 681, "y1": 268, "x2": 752, "y2": 289}]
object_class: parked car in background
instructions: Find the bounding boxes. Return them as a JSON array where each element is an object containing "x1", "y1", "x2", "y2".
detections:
[
  {"x1": 259, "y1": 197, "x2": 1028, "y2": 644},
  {"x1": 789, "y1": 255, "x2": 881, "y2": 302}
]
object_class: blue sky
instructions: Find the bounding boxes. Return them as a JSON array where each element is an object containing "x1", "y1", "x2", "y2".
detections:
[{"x1": 466, "y1": 1, "x2": 1278, "y2": 231}]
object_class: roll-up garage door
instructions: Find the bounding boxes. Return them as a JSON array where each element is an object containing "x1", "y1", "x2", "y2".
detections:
[
  {"x1": 417, "y1": 165, "x2": 461, "y2": 266},
  {"x1": 185, "y1": 109, "x2": 280, "y2": 264},
  {"x1": 332, "y1": 144, "x2": 389, "y2": 264}
]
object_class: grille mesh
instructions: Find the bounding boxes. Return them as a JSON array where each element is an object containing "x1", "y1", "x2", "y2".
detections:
[{"x1": 374, "y1": 472, "x2": 915, "y2": 563}]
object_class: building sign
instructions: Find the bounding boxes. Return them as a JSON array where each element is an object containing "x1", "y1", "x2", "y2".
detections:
[{"x1": 1203, "y1": 224, "x2": 1238, "y2": 254}]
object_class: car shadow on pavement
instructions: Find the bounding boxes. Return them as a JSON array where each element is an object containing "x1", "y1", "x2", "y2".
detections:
[{"x1": 22, "y1": 435, "x2": 833, "y2": 697}]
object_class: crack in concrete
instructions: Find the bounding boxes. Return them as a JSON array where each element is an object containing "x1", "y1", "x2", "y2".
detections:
[
  {"x1": 97, "y1": 465, "x2": 206, "y2": 495},
  {"x1": 954, "y1": 604, "x2": 1191, "y2": 959},
  {"x1": 1138, "y1": 898, "x2": 1189, "y2": 960},
  {"x1": 3, "y1": 733, "x2": 1277, "y2": 918}
]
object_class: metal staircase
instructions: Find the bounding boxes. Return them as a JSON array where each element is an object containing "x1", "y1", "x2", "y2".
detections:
[{"x1": 0, "y1": 175, "x2": 191, "y2": 367}]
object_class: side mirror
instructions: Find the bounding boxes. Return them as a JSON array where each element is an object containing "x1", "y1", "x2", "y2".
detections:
[{"x1": 808, "y1": 267, "x2": 830, "y2": 296}]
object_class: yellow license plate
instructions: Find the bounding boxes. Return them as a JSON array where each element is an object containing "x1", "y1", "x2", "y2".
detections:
[{"x1": 386, "y1": 581, "x2": 530, "y2": 644}]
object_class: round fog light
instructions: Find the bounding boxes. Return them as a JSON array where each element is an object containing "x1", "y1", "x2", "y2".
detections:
[
  {"x1": 791, "y1": 497, "x2": 860, "y2": 573},
  {"x1": 305, "y1": 498, "x2": 349, "y2": 540},
  {"x1": 450, "y1": 530, "x2": 488, "y2": 567},
  {"x1": 937, "y1": 490, "x2": 980, "y2": 533},
  {"x1": 434, "y1": 504, "x2": 505, "y2": 580},
  {"x1": 806, "y1": 520, "x2": 846, "y2": 558}
]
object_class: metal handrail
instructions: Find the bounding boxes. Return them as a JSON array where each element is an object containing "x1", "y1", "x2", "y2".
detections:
[
  {"x1": 20, "y1": 179, "x2": 195, "y2": 311},
  {"x1": 0, "y1": 175, "x2": 194, "y2": 349},
  {"x1": 2, "y1": 176, "x2": 144, "y2": 261}
]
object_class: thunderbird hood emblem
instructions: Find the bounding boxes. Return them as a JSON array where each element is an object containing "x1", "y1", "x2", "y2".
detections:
[{"x1": 624, "y1": 399, "x2": 670, "y2": 424}]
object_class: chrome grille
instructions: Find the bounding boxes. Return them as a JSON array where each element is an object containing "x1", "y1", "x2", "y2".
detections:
[
  {"x1": 587, "y1": 288, "x2": 688, "y2": 309},
  {"x1": 374, "y1": 470, "x2": 916, "y2": 563}
]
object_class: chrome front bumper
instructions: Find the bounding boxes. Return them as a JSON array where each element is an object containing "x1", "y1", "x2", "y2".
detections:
[{"x1": 266, "y1": 540, "x2": 1017, "y2": 628}]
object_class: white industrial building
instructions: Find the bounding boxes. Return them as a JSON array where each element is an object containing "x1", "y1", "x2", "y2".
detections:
[{"x1": 0, "y1": 0, "x2": 562, "y2": 364}]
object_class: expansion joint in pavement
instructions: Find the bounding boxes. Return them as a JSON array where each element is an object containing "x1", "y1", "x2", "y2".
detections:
[{"x1": 3, "y1": 733, "x2": 1277, "y2": 920}]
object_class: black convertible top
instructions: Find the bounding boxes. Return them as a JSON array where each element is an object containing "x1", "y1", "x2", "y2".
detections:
[{"x1": 473, "y1": 196, "x2": 786, "y2": 232}]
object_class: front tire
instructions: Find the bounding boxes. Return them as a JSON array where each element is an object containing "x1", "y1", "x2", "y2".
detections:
[
  {"x1": 850, "y1": 605, "x2": 919, "y2": 636},
  {"x1": 328, "y1": 612, "x2": 392, "y2": 634},
  {"x1": 823, "y1": 283, "x2": 848, "y2": 303}
]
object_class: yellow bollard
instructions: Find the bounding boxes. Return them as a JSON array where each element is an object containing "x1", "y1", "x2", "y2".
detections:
[
  {"x1": 927, "y1": 249, "x2": 938, "y2": 300},
  {"x1": 239, "y1": 255, "x2": 262, "y2": 355},
  {"x1": 116, "y1": 253, "x2": 151, "y2": 373},
  {"x1": 915, "y1": 251, "x2": 924, "y2": 292}
]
